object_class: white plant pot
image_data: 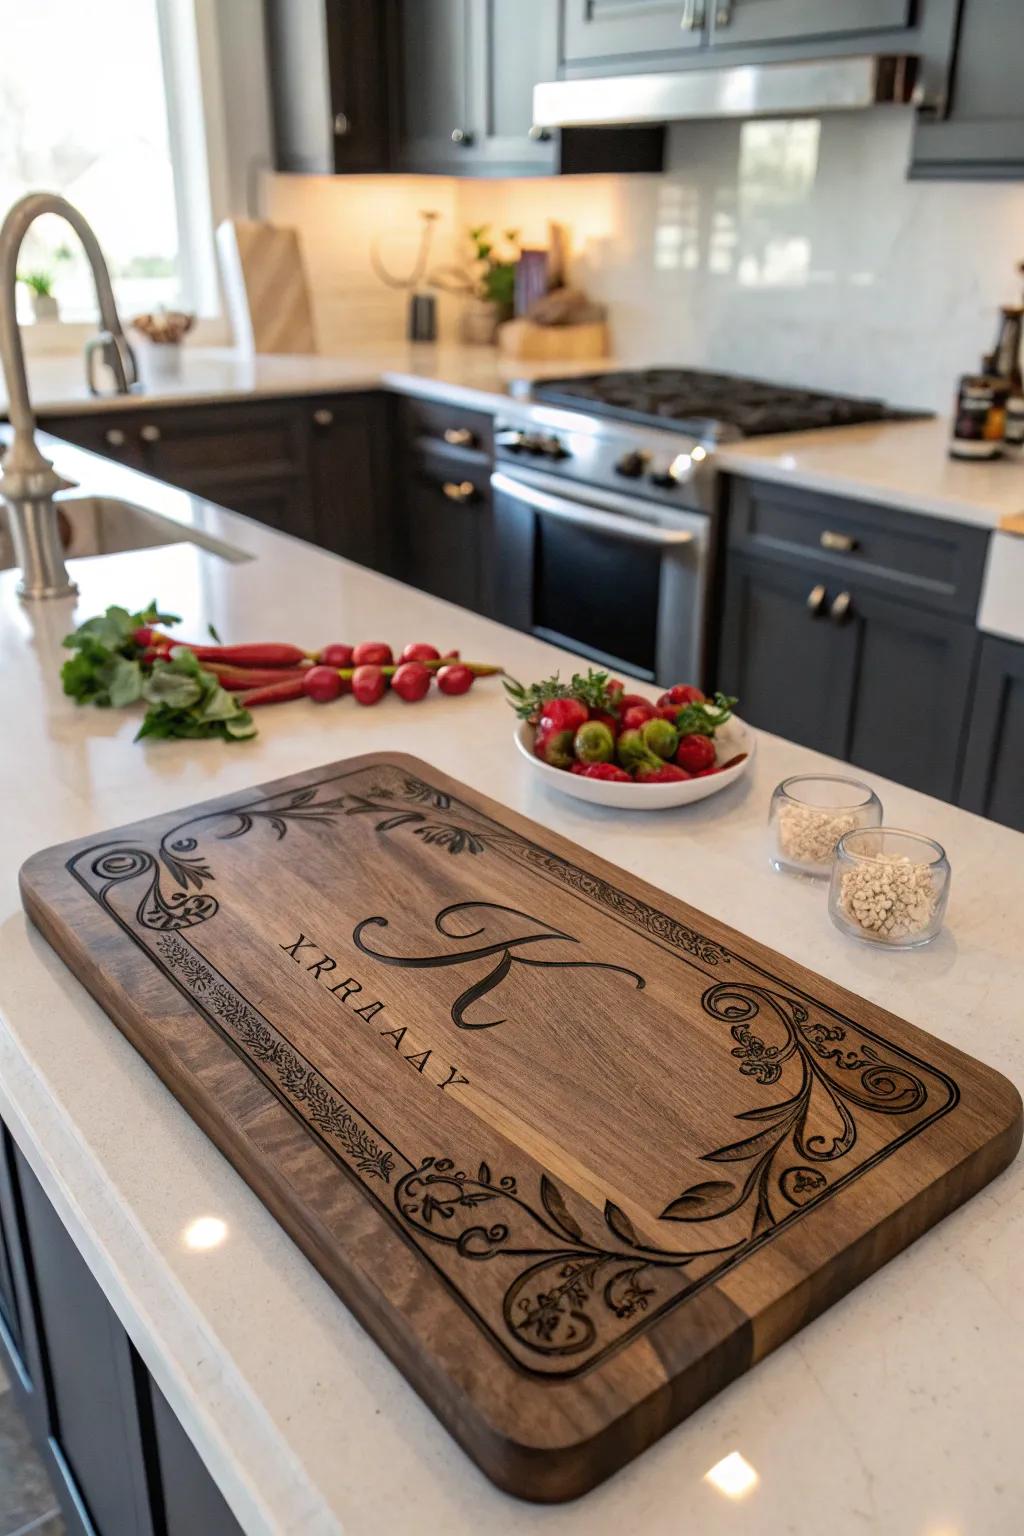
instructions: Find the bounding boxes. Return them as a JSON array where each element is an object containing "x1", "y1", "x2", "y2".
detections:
[
  {"x1": 31, "y1": 293, "x2": 59, "y2": 322},
  {"x1": 136, "y1": 338, "x2": 183, "y2": 386}
]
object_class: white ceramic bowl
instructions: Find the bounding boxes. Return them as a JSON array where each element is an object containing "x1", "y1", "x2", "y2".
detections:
[{"x1": 514, "y1": 715, "x2": 755, "y2": 809}]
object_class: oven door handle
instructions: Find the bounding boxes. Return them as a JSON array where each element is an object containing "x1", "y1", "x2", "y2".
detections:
[{"x1": 491, "y1": 471, "x2": 694, "y2": 548}]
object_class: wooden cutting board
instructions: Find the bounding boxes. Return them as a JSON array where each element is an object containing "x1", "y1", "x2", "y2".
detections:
[{"x1": 20, "y1": 754, "x2": 1021, "y2": 1502}]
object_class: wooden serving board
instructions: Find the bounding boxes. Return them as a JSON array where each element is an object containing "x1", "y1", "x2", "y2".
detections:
[{"x1": 20, "y1": 754, "x2": 1022, "y2": 1502}]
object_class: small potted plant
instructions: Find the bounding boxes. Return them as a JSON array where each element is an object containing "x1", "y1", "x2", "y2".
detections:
[
  {"x1": 430, "y1": 226, "x2": 520, "y2": 345},
  {"x1": 19, "y1": 269, "x2": 59, "y2": 323}
]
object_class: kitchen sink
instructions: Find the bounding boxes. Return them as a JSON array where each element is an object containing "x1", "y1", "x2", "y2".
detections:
[{"x1": 0, "y1": 495, "x2": 249, "y2": 572}]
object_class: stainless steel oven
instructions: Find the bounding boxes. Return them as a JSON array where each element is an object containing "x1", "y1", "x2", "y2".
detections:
[{"x1": 490, "y1": 463, "x2": 711, "y2": 685}]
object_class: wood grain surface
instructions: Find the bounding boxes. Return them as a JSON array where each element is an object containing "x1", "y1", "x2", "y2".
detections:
[{"x1": 19, "y1": 754, "x2": 1022, "y2": 1501}]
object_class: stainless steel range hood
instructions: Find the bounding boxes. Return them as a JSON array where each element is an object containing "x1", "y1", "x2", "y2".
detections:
[{"x1": 534, "y1": 55, "x2": 918, "y2": 128}]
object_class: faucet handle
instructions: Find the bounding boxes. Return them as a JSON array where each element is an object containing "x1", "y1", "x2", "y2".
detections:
[{"x1": 86, "y1": 330, "x2": 139, "y2": 397}]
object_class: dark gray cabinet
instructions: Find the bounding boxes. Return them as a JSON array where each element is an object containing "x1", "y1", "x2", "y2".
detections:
[
  {"x1": 0, "y1": 1126, "x2": 243, "y2": 1536},
  {"x1": 912, "y1": 0, "x2": 1024, "y2": 179},
  {"x1": 959, "y1": 634, "x2": 1024, "y2": 830},
  {"x1": 395, "y1": 396, "x2": 494, "y2": 614},
  {"x1": 394, "y1": 0, "x2": 476, "y2": 172},
  {"x1": 562, "y1": 0, "x2": 706, "y2": 66},
  {"x1": 718, "y1": 476, "x2": 986, "y2": 803},
  {"x1": 47, "y1": 392, "x2": 396, "y2": 576},
  {"x1": 266, "y1": 0, "x2": 392, "y2": 174},
  {"x1": 708, "y1": 0, "x2": 912, "y2": 47},
  {"x1": 563, "y1": 0, "x2": 914, "y2": 64}
]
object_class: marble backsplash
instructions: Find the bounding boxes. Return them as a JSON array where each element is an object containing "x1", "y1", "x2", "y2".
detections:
[{"x1": 266, "y1": 110, "x2": 1024, "y2": 413}]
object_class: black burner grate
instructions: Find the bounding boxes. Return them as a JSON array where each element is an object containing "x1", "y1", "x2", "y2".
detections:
[{"x1": 532, "y1": 368, "x2": 922, "y2": 438}]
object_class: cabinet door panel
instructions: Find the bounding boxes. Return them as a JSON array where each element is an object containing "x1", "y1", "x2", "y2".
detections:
[
  {"x1": 846, "y1": 590, "x2": 977, "y2": 802},
  {"x1": 960, "y1": 635, "x2": 1024, "y2": 830},
  {"x1": 710, "y1": 0, "x2": 910, "y2": 48},
  {"x1": 308, "y1": 394, "x2": 394, "y2": 572},
  {"x1": 16, "y1": 1149, "x2": 155, "y2": 1536},
  {"x1": 718, "y1": 555, "x2": 857, "y2": 757},
  {"x1": 400, "y1": 451, "x2": 490, "y2": 613},
  {"x1": 395, "y1": 0, "x2": 471, "y2": 171},
  {"x1": 563, "y1": 0, "x2": 705, "y2": 63},
  {"x1": 470, "y1": 0, "x2": 559, "y2": 171},
  {"x1": 912, "y1": 0, "x2": 1024, "y2": 179},
  {"x1": 148, "y1": 1380, "x2": 243, "y2": 1536}
]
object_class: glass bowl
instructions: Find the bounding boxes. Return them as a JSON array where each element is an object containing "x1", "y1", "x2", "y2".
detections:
[
  {"x1": 768, "y1": 775, "x2": 883, "y2": 878},
  {"x1": 828, "y1": 828, "x2": 951, "y2": 949}
]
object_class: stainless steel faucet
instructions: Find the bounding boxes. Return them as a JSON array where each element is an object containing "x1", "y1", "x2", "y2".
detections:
[{"x1": 0, "y1": 192, "x2": 138, "y2": 598}]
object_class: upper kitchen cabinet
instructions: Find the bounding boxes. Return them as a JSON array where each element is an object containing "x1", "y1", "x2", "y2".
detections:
[
  {"x1": 266, "y1": 0, "x2": 663, "y2": 178},
  {"x1": 561, "y1": 0, "x2": 934, "y2": 70},
  {"x1": 266, "y1": 0, "x2": 392, "y2": 174},
  {"x1": 706, "y1": 0, "x2": 912, "y2": 49},
  {"x1": 391, "y1": 0, "x2": 663, "y2": 174},
  {"x1": 911, "y1": 0, "x2": 1024, "y2": 179}
]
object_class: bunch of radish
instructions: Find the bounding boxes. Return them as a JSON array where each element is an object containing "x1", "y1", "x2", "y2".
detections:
[{"x1": 133, "y1": 629, "x2": 501, "y2": 709}]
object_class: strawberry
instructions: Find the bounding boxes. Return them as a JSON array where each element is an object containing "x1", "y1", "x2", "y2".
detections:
[
  {"x1": 657, "y1": 683, "x2": 705, "y2": 708},
  {"x1": 636, "y1": 762, "x2": 690, "y2": 783},
  {"x1": 676, "y1": 734, "x2": 716, "y2": 773},
  {"x1": 618, "y1": 692, "x2": 652, "y2": 713},
  {"x1": 576, "y1": 762, "x2": 632, "y2": 782},
  {"x1": 621, "y1": 702, "x2": 657, "y2": 732},
  {"x1": 534, "y1": 722, "x2": 576, "y2": 770},
  {"x1": 591, "y1": 708, "x2": 620, "y2": 736},
  {"x1": 539, "y1": 697, "x2": 589, "y2": 733}
]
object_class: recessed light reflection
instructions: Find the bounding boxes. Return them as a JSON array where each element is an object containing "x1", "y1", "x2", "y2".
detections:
[
  {"x1": 705, "y1": 1450, "x2": 759, "y2": 1500},
  {"x1": 183, "y1": 1216, "x2": 228, "y2": 1251}
]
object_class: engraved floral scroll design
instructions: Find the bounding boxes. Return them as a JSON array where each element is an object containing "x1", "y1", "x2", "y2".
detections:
[
  {"x1": 658, "y1": 983, "x2": 930, "y2": 1233},
  {"x1": 155, "y1": 932, "x2": 395, "y2": 1181},
  {"x1": 396, "y1": 981, "x2": 933, "y2": 1363}
]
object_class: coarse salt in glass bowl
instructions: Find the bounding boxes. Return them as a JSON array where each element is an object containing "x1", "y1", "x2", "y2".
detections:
[
  {"x1": 828, "y1": 827, "x2": 951, "y2": 949},
  {"x1": 768, "y1": 774, "x2": 882, "y2": 878}
]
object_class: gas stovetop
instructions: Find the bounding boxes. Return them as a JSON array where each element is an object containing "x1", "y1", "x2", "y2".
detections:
[{"x1": 531, "y1": 367, "x2": 920, "y2": 439}]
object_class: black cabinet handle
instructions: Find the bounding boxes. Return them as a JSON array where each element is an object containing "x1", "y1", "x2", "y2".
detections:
[{"x1": 806, "y1": 583, "x2": 827, "y2": 616}]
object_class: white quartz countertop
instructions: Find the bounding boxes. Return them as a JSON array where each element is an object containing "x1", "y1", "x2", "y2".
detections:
[
  {"x1": 13, "y1": 343, "x2": 1024, "y2": 530},
  {"x1": 1, "y1": 438, "x2": 1023, "y2": 1536},
  {"x1": 717, "y1": 416, "x2": 1024, "y2": 530}
]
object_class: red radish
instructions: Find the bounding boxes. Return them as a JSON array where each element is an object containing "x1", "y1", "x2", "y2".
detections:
[
  {"x1": 391, "y1": 661, "x2": 431, "y2": 702},
  {"x1": 352, "y1": 641, "x2": 392, "y2": 667},
  {"x1": 240, "y1": 677, "x2": 307, "y2": 706},
  {"x1": 159, "y1": 640, "x2": 308, "y2": 667},
  {"x1": 352, "y1": 664, "x2": 386, "y2": 705},
  {"x1": 207, "y1": 663, "x2": 309, "y2": 691},
  {"x1": 538, "y1": 697, "x2": 587, "y2": 732},
  {"x1": 400, "y1": 642, "x2": 441, "y2": 664},
  {"x1": 436, "y1": 664, "x2": 474, "y2": 696},
  {"x1": 302, "y1": 665, "x2": 343, "y2": 703},
  {"x1": 621, "y1": 702, "x2": 657, "y2": 731},
  {"x1": 319, "y1": 642, "x2": 354, "y2": 668},
  {"x1": 675, "y1": 734, "x2": 716, "y2": 773}
]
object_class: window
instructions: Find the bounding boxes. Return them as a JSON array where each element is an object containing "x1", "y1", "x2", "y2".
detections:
[{"x1": 0, "y1": 0, "x2": 217, "y2": 325}]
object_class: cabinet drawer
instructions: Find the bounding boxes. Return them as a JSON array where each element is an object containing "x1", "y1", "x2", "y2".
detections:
[
  {"x1": 726, "y1": 476, "x2": 990, "y2": 616},
  {"x1": 409, "y1": 443, "x2": 492, "y2": 506},
  {"x1": 400, "y1": 395, "x2": 494, "y2": 461}
]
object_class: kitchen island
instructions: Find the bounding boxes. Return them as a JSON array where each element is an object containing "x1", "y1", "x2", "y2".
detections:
[{"x1": 1, "y1": 436, "x2": 1023, "y2": 1536}]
